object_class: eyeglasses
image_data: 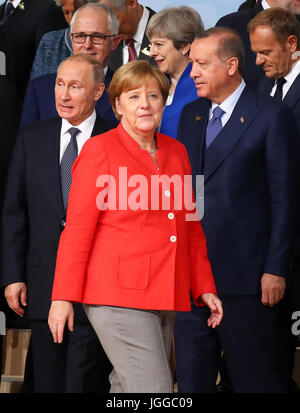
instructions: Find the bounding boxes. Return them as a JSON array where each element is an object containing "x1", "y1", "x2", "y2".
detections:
[{"x1": 71, "y1": 32, "x2": 116, "y2": 45}]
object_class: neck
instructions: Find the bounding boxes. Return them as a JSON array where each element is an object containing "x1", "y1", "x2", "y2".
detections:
[
  {"x1": 212, "y1": 76, "x2": 242, "y2": 105},
  {"x1": 121, "y1": 121, "x2": 156, "y2": 152}
]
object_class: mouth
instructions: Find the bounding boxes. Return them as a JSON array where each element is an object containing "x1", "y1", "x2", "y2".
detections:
[{"x1": 155, "y1": 59, "x2": 164, "y2": 66}]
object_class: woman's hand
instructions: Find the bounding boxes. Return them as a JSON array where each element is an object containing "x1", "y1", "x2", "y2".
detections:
[
  {"x1": 201, "y1": 293, "x2": 223, "y2": 328},
  {"x1": 48, "y1": 300, "x2": 74, "y2": 343}
]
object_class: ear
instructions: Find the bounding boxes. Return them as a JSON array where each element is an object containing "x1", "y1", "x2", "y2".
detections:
[
  {"x1": 126, "y1": 0, "x2": 137, "y2": 9},
  {"x1": 227, "y1": 56, "x2": 239, "y2": 76},
  {"x1": 286, "y1": 35, "x2": 298, "y2": 53},
  {"x1": 94, "y1": 83, "x2": 105, "y2": 101},
  {"x1": 179, "y1": 44, "x2": 191, "y2": 57},
  {"x1": 115, "y1": 96, "x2": 123, "y2": 118},
  {"x1": 112, "y1": 35, "x2": 122, "y2": 51}
]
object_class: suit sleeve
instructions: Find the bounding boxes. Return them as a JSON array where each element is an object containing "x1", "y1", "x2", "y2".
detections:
[
  {"x1": 51, "y1": 137, "x2": 110, "y2": 302},
  {"x1": 181, "y1": 145, "x2": 217, "y2": 305},
  {"x1": 263, "y1": 104, "x2": 296, "y2": 276},
  {"x1": 1, "y1": 133, "x2": 28, "y2": 287},
  {"x1": 20, "y1": 79, "x2": 39, "y2": 127}
]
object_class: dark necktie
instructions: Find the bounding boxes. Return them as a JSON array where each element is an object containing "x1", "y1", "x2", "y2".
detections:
[
  {"x1": 273, "y1": 77, "x2": 286, "y2": 101},
  {"x1": 126, "y1": 39, "x2": 137, "y2": 62},
  {"x1": 1, "y1": 1, "x2": 14, "y2": 25},
  {"x1": 60, "y1": 127, "x2": 80, "y2": 210},
  {"x1": 206, "y1": 106, "x2": 225, "y2": 148}
]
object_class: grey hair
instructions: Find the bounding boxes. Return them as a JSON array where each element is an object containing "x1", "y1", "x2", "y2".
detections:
[
  {"x1": 57, "y1": 54, "x2": 105, "y2": 84},
  {"x1": 70, "y1": 2, "x2": 119, "y2": 35},
  {"x1": 87, "y1": 0, "x2": 126, "y2": 10},
  {"x1": 146, "y1": 6, "x2": 204, "y2": 50}
]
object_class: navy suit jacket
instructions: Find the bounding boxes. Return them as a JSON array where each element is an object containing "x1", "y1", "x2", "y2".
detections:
[
  {"x1": 178, "y1": 86, "x2": 296, "y2": 296},
  {"x1": 259, "y1": 73, "x2": 300, "y2": 255},
  {"x1": 1, "y1": 115, "x2": 112, "y2": 320},
  {"x1": 20, "y1": 67, "x2": 118, "y2": 127}
]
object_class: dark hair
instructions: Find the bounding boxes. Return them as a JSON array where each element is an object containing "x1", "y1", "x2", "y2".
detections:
[
  {"x1": 196, "y1": 27, "x2": 245, "y2": 75},
  {"x1": 248, "y1": 7, "x2": 300, "y2": 48}
]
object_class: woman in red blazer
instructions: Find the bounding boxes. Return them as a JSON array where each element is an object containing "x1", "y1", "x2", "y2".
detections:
[{"x1": 49, "y1": 61, "x2": 222, "y2": 393}]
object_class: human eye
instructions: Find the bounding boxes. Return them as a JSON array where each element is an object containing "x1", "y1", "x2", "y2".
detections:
[{"x1": 149, "y1": 93, "x2": 158, "y2": 99}]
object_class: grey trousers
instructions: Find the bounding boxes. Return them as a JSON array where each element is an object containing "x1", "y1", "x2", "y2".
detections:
[{"x1": 83, "y1": 305, "x2": 175, "y2": 393}]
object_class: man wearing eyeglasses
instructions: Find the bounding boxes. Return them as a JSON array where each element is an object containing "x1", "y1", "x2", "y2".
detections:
[{"x1": 20, "y1": 2, "x2": 120, "y2": 128}]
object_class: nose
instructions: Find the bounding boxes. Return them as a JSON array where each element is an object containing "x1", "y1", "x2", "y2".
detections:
[
  {"x1": 83, "y1": 35, "x2": 93, "y2": 49},
  {"x1": 61, "y1": 86, "x2": 70, "y2": 101},
  {"x1": 149, "y1": 43, "x2": 157, "y2": 57},
  {"x1": 190, "y1": 62, "x2": 199, "y2": 80},
  {"x1": 255, "y1": 53, "x2": 265, "y2": 66},
  {"x1": 140, "y1": 94, "x2": 150, "y2": 108}
]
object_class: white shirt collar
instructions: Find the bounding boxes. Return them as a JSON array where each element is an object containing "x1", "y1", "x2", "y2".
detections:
[
  {"x1": 8, "y1": 0, "x2": 22, "y2": 8},
  {"x1": 211, "y1": 79, "x2": 246, "y2": 124},
  {"x1": 284, "y1": 59, "x2": 300, "y2": 86},
  {"x1": 261, "y1": 0, "x2": 271, "y2": 10},
  {"x1": 61, "y1": 110, "x2": 96, "y2": 137}
]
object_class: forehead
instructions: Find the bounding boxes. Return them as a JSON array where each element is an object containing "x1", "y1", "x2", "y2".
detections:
[
  {"x1": 62, "y1": 0, "x2": 73, "y2": 10},
  {"x1": 72, "y1": 9, "x2": 109, "y2": 32},
  {"x1": 250, "y1": 26, "x2": 281, "y2": 46},
  {"x1": 57, "y1": 61, "x2": 93, "y2": 81},
  {"x1": 190, "y1": 37, "x2": 219, "y2": 60},
  {"x1": 122, "y1": 78, "x2": 161, "y2": 93}
]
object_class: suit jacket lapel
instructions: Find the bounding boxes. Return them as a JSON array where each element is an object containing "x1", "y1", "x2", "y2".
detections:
[
  {"x1": 204, "y1": 87, "x2": 260, "y2": 183},
  {"x1": 259, "y1": 76, "x2": 274, "y2": 95},
  {"x1": 44, "y1": 118, "x2": 65, "y2": 214},
  {"x1": 283, "y1": 73, "x2": 300, "y2": 109},
  {"x1": 4, "y1": 0, "x2": 30, "y2": 23}
]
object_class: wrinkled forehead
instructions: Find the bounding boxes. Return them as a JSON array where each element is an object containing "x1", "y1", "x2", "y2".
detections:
[{"x1": 71, "y1": 9, "x2": 109, "y2": 33}]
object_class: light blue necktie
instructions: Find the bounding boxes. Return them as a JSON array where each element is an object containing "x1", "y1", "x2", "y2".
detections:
[{"x1": 206, "y1": 106, "x2": 225, "y2": 148}]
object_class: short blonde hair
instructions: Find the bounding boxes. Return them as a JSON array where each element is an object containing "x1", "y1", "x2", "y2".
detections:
[{"x1": 108, "y1": 61, "x2": 170, "y2": 120}]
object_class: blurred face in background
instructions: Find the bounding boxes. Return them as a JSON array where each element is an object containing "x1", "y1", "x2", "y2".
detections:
[{"x1": 62, "y1": 0, "x2": 75, "y2": 25}]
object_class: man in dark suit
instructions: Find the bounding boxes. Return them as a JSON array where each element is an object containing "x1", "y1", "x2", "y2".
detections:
[
  {"x1": 249, "y1": 7, "x2": 300, "y2": 391},
  {"x1": 21, "y1": 2, "x2": 119, "y2": 128},
  {"x1": 174, "y1": 27, "x2": 297, "y2": 393},
  {"x1": 1, "y1": 54, "x2": 112, "y2": 393},
  {"x1": 96, "y1": 0, "x2": 155, "y2": 70},
  {"x1": 0, "y1": 0, "x2": 67, "y2": 100},
  {"x1": 216, "y1": 0, "x2": 300, "y2": 88}
]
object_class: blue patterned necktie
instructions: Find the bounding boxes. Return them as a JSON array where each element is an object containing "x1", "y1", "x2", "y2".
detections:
[
  {"x1": 60, "y1": 127, "x2": 80, "y2": 210},
  {"x1": 1, "y1": 1, "x2": 14, "y2": 25},
  {"x1": 206, "y1": 106, "x2": 225, "y2": 148}
]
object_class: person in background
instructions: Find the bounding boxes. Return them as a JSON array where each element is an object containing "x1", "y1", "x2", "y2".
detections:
[
  {"x1": 1, "y1": 54, "x2": 113, "y2": 393},
  {"x1": 216, "y1": 0, "x2": 300, "y2": 88},
  {"x1": 249, "y1": 7, "x2": 300, "y2": 392},
  {"x1": 48, "y1": 60, "x2": 223, "y2": 393},
  {"x1": 30, "y1": 0, "x2": 87, "y2": 80},
  {"x1": 21, "y1": 2, "x2": 119, "y2": 127},
  {"x1": 239, "y1": 0, "x2": 261, "y2": 11},
  {"x1": 146, "y1": 6, "x2": 203, "y2": 139},
  {"x1": 0, "y1": 0, "x2": 68, "y2": 100},
  {"x1": 95, "y1": 0, "x2": 155, "y2": 70}
]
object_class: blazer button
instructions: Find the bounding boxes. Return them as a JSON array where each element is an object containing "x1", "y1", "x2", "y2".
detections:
[
  {"x1": 170, "y1": 235, "x2": 177, "y2": 243},
  {"x1": 60, "y1": 219, "x2": 66, "y2": 229},
  {"x1": 168, "y1": 212, "x2": 175, "y2": 220},
  {"x1": 164, "y1": 190, "x2": 171, "y2": 197}
]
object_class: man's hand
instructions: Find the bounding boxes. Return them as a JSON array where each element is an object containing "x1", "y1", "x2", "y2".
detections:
[
  {"x1": 4, "y1": 282, "x2": 27, "y2": 316},
  {"x1": 48, "y1": 301, "x2": 74, "y2": 343},
  {"x1": 261, "y1": 273, "x2": 286, "y2": 307},
  {"x1": 201, "y1": 293, "x2": 223, "y2": 328}
]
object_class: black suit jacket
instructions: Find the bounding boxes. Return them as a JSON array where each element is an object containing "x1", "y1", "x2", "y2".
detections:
[
  {"x1": 1, "y1": 115, "x2": 112, "y2": 320},
  {"x1": 178, "y1": 87, "x2": 296, "y2": 295},
  {"x1": 0, "y1": 0, "x2": 67, "y2": 100},
  {"x1": 259, "y1": 73, "x2": 300, "y2": 255},
  {"x1": 108, "y1": 7, "x2": 156, "y2": 71}
]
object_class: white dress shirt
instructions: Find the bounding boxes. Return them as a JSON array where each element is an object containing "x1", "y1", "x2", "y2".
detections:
[
  {"x1": 59, "y1": 110, "x2": 96, "y2": 162},
  {"x1": 270, "y1": 59, "x2": 300, "y2": 100},
  {"x1": 261, "y1": 0, "x2": 271, "y2": 9},
  {"x1": 122, "y1": 6, "x2": 149, "y2": 64},
  {"x1": 7, "y1": 0, "x2": 21, "y2": 9},
  {"x1": 210, "y1": 79, "x2": 246, "y2": 127}
]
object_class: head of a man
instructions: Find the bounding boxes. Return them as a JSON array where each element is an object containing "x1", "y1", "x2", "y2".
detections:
[
  {"x1": 97, "y1": 0, "x2": 143, "y2": 41},
  {"x1": 189, "y1": 28, "x2": 244, "y2": 104},
  {"x1": 70, "y1": 3, "x2": 119, "y2": 67},
  {"x1": 55, "y1": 54, "x2": 105, "y2": 125},
  {"x1": 248, "y1": 8, "x2": 300, "y2": 79},
  {"x1": 267, "y1": 0, "x2": 300, "y2": 14}
]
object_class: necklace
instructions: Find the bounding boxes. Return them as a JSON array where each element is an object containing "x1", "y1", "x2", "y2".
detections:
[{"x1": 148, "y1": 146, "x2": 158, "y2": 154}]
